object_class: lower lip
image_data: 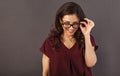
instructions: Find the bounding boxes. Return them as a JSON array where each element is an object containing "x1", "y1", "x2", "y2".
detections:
[{"x1": 67, "y1": 30, "x2": 74, "y2": 34}]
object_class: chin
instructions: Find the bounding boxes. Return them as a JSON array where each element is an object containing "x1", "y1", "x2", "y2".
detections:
[{"x1": 67, "y1": 31, "x2": 75, "y2": 36}]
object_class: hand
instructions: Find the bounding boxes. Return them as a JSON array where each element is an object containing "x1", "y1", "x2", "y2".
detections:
[{"x1": 79, "y1": 18, "x2": 95, "y2": 36}]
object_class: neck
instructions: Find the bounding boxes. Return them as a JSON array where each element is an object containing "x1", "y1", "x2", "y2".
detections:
[{"x1": 61, "y1": 33, "x2": 75, "y2": 41}]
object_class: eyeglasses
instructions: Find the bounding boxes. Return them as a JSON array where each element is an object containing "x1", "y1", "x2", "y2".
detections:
[{"x1": 61, "y1": 21, "x2": 80, "y2": 29}]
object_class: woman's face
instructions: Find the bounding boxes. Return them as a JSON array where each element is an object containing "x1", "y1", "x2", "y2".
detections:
[{"x1": 61, "y1": 14, "x2": 80, "y2": 36}]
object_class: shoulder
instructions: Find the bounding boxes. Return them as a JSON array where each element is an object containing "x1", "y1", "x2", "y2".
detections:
[{"x1": 44, "y1": 36, "x2": 59, "y2": 47}]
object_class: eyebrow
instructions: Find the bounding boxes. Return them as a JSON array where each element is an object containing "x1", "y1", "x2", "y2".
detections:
[{"x1": 62, "y1": 20, "x2": 79, "y2": 23}]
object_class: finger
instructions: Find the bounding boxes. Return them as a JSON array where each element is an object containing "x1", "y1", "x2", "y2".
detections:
[
  {"x1": 80, "y1": 21, "x2": 87, "y2": 25},
  {"x1": 84, "y1": 18, "x2": 91, "y2": 21},
  {"x1": 80, "y1": 21, "x2": 87, "y2": 27},
  {"x1": 79, "y1": 24, "x2": 84, "y2": 30},
  {"x1": 84, "y1": 18, "x2": 94, "y2": 24},
  {"x1": 84, "y1": 18, "x2": 95, "y2": 27},
  {"x1": 81, "y1": 19, "x2": 88, "y2": 24}
]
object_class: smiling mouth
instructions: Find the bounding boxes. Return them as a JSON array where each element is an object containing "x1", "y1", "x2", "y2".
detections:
[
  {"x1": 67, "y1": 29, "x2": 74, "y2": 33},
  {"x1": 64, "y1": 27, "x2": 75, "y2": 34}
]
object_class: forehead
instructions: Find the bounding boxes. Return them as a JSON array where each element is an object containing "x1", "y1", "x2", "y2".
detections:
[{"x1": 62, "y1": 14, "x2": 79, "y2": 22}]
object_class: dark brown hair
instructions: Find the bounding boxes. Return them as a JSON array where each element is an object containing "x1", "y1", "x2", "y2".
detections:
[{"x1": 48, "y1": 2, "x2": 86, "y2": 51}]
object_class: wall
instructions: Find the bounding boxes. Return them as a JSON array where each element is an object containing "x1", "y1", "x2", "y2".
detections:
[{"x1": 0, "y1": 0, "x2": 120, "y2": 76}]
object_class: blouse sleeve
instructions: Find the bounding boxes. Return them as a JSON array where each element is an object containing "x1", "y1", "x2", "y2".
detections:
[
  {"x1": 40, "y1": 38, "x2": 52, "y2": 58},
  {"x1": 90, "y1": 35, "x2": 98, "y2": 51}
]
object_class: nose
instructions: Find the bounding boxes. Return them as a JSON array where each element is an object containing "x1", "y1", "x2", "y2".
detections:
[
  {"x1": 69, "y1": 25, "x2": 74, "y2": 29},
  {"x1": 69, "y1": 24, "x2": 74, "y2": 28},
  {"x1": 70, "y1": 24, "x2": 74, "y2": 27}
]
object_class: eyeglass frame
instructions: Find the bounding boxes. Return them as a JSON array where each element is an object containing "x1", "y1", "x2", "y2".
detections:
[{"x1": 61, "y1": 21, "x2": 81, "y2": 29}]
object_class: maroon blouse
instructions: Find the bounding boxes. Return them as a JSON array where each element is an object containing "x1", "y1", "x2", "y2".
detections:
[{"x1": 40, "y1": 35, "x2": 97, "y2": 76}]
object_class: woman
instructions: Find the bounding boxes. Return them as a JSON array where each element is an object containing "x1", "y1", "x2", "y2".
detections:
[{"x1": 40, "y1": 2, "x2": 98, "y2": 76}]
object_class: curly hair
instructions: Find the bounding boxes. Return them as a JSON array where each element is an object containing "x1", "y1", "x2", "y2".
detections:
[{"x1": 48, "y1": 2, "x2": 86, "y2": 52}]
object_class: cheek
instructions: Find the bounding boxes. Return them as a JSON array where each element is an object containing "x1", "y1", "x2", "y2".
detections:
[
  {"x1": 62, "y1": 27, "x2": 68, "y2": 31},
  {"x1": 73, "y1": 29, "x2": 78, "y2": 33},
  {"x1": 62, "y1": 26, "x2": 66, "y2": 31}
]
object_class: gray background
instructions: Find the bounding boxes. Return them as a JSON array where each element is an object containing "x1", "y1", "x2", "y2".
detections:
[{"x1": 0, "y1": 0, "x2": 120, "y2": 76}]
